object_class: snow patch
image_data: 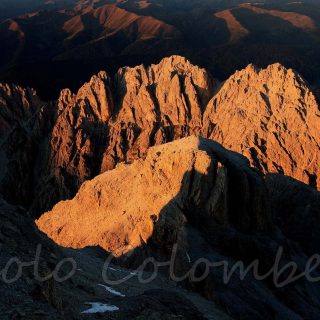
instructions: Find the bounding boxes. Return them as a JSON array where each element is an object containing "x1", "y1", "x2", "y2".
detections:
[
  {"x1": 99, "y1": 284, "x2": 126, "y2": 297},
  {"x1": 81, "y1": 302, "x2": 119, "y2": 314}
]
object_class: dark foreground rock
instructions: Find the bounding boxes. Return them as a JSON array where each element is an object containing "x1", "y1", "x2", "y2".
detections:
[{"x1": 0, "y1": 197, "x2": 230, "y2": 319}]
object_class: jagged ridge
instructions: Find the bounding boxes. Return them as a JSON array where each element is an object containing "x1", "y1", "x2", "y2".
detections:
[{"x1": 0, "y1": 55, "x2": 319, "y2": 216}]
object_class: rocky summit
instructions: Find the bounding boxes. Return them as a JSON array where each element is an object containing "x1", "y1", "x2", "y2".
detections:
[
  {"x1": 203, "y1": 63, "x2": 320, "y2": 188},
  {"x1": 0, "y1": 56, "x2": 319, "y2": 218}
]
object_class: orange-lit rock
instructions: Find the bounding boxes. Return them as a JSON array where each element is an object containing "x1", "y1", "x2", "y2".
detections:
[
  {"x1": 203, "y1": 63, "x2": 320, "y2": 188},
  {"x1": 36, "y1": 136, "x2": 271, "y2": 255},
  {"x1": 1, "y1": 56, "x2": 319, "y2": 216}
]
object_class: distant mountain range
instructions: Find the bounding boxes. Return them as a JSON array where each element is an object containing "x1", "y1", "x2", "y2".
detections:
[{"x1": 0, "y1": 0, "x2": 320, "y2": 99}]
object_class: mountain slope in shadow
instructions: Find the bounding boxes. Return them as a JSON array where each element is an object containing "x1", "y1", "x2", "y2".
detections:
[{"x1": 1, "y1": 195, "x2": 229, "y2": 319}]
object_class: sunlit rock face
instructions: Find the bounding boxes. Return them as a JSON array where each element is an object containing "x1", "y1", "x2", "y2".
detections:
[
  {"x1": 101, "y1": 55, "x2": 214, "y2": 171},
  {"x1": 36, "y1": 136, "x2": 272, "y2": 255},
  {"x1": 1, "y1": 56, "x2": 320, "y2": 217},
  {"x1": 203, "y1": 63, "x2": 320, "y2": 188}
]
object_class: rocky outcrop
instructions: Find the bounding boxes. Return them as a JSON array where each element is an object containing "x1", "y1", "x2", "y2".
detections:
[
  {"x1": 36, "y1": 136, "x2": 272, "y2": 255},
  {"x1": 101, "y1": 55, "x2": 214, "y2": 170},
  {"x1": 203, "y1": 63, "x2": 320, "y2": 188},
  {"x1": 34, "y1": 71, "x2": 114, "y2": 213},
  {"x1": 0, "y1": 56, "x2": 216, "y2": 216},
  {"x1": 36, "y1": 137, "x2": 320, "y2": 319},
  {"x1": 0, "y1": 71, "x2": 113, "y2": 214},
  {"x1": 0, "y1": 56, "x2": 319, "y2": 217}
]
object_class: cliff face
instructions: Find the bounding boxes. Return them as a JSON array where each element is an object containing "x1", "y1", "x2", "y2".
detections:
[
  {"x1": 41, "y1": 71, "x2": 114, "y2": 209},
  {"x1": 0, "y1": 82, "x2": 53, "y2": 209},
  {"x1": 203, "y1": 63, "x2": 320, "y2": 188},
  {"x1": 0, "y1": 56, "x2": 319, "y2": 216},
  {"x1": 36, "y1": 136, "x2": 320, "y2": 319},
  {"x1": 36, "y1": 136, "x2": 272, "y2": 255},
  {"x1": 101, "y1": 56, "x2": 214, "y2": 170}
]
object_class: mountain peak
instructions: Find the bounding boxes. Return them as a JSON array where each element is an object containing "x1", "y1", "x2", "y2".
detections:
[
  {"x1": 150, "y1": 55, "x2": 203, "y2": 73},
  {"x1": 237, "y1": 62, "x2": 295, "y2": 79},
  {"x1": 0, "y1": 56, "x2": 319, "y2": 217},
  {"x1": 204, "y1": 62, "x2": 320, "y2": 188}
]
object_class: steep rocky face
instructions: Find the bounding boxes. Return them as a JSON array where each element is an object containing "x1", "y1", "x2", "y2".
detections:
[
  {"x1": 203, "y1": 63, "x2": 320, "y2": 188},
  {"x1": 0, "y1": 72, "x2": 114, "y2": 214},
  {"x1": 101, "y1": 55, "x2": 214, "y2": 170},
  {"x1": 0, "y1": 82, "x2": 53, "y2": 209},
  {"x1": 33, "y1": 71, "x2": 114, "y2": 213},
  {"x1": 36, "y1": 136, "x2": 272, "y2": 255},
  {"x1": 36, "y1": 137, "x2": 320, "y2": 319},
  {"x1": 0, "y1": 56, "x2": 319, "y2": 217}
]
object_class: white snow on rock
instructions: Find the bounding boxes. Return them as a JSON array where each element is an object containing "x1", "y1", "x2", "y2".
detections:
[
  {"x1": 99, "y1": 284, "x2": 126, "y2": 297},
  {"x1": 81, "y1": 302, "x2": 119, "y2": 314}
]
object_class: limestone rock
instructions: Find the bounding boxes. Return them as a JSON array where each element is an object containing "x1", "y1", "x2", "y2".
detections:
[
  {"x1": 101, "y1": 55, "x2": 214, "y2": 170},
  {"x1": 1, "y1": 56, "x2": 320, "y2": 217},
  {"x1": 203, "y1": 63, "x2": 320, "y2": 188},
  {"x1": 42, "y1": 71, "x2": 113, "y2": 204},
  {"x1": 36, "y1": 136, "x2": 272, "y2": 255}
]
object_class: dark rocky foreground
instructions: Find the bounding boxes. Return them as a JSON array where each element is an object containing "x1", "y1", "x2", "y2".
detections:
[{"x1": 0, "y1": 197, "x2": 230, "y2": 319}]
